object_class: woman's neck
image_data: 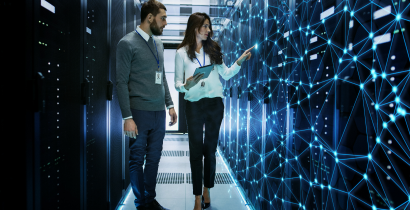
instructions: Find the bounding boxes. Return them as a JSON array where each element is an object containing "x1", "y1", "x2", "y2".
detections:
[{"x1": 195, "y1": 39, "x2": 202, "y2": 53}]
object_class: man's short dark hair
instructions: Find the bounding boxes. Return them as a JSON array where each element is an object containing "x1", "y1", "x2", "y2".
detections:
[{"x1": 141, "y1": 0, "x2": 167, "y2": 22}]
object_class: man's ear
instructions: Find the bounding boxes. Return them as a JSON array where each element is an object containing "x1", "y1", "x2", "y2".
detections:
[{"x1": 147, "y1": 13, "x2": 153, "y2": 23}]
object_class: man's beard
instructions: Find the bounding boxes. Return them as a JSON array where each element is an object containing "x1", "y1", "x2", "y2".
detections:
[{"x1": 150, "y1": 19, "x2": 163, "y2": 35}]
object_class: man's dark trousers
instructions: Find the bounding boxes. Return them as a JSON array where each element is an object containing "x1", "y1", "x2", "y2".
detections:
[{"x1": 129, "y1": 109, "x2": 166, "y2": 208}]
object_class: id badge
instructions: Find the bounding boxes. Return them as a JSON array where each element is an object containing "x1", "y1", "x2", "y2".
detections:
[{"x1": 155, "y1": 72, "x2": 162, "y2": 84}]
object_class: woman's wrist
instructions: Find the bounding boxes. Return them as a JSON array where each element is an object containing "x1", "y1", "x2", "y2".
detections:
[{"x1": 236, "y1": 60, "x2": 242, "y2": 66}]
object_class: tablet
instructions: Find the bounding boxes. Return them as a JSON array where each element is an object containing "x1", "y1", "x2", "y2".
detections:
[{"x1": 193, "y1": 64, "x2": 214, "y2": 79}]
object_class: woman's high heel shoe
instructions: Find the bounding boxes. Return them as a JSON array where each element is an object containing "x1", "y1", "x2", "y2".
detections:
[{"x1": 202, "y1": 190, "x2": 211, "y2": 209}]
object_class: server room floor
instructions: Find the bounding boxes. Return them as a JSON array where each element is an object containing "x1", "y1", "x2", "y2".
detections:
[{"x1": 119, "y1": 134, "x2": 249, "y2": 210}]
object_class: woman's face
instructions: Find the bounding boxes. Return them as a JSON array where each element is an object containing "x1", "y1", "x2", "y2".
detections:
[{"x1": 195, "y1": 18, "x2": 211, "y2": 42}]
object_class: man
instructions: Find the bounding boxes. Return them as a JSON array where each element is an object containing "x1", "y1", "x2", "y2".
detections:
[{"x1": 116, "y1": 0, "x2": 177, "y2": 209}]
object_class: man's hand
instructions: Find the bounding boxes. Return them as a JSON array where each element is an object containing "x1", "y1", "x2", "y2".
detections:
[
  {"x1": 169, "y1": 108, "x2": 177, "y2": 126},
  {"x1": 124, "y1": 118, "x2": 138, "y2": 138}
]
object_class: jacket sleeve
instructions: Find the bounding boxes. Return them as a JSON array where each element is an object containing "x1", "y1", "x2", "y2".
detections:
[
  {"x1": 115, "y1": 38, "x2": 133, "y2": 119},
  {"x1": 216, "y1": 59, "x2": 241, "y2": 81},
  {"x1": 174, "y1": 50, "x2": 188, "y2": 92},
  {"x1": 163, "y1": 57, "x2": 174, "y2": 108}
]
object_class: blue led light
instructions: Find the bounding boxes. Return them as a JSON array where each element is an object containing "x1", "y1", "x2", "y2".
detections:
[
  {"x1": 360, "y1": 84, "x2": 364, "y2": 89},
  {"x1": 368, "y1": 154, "x2": 372, "y2": 160},
  {"x1": 353, "y1": 56, "x2": 357, "y2": 61},
  {"x1": 364, "y1": 174, "x2": 368, "y2": 180},
  {"x1": 395, "y1": 97, "x2": 400, "y2": 103},
  {"x1": 375, "y1": 104, "x2": 379, "y2": 110},
  {"x1": 376, "y1": 137, "x2": 380, "y2": 143},
  {"x1": 344, "y1": 6, "x2": 347, "y2": 11},
  {"x1": 392, "y1": 86, "x2": 397, "y2": 92},
  {"x1": 328, "y1": 40, "x2": 331, "y2": 44},
  {"x1": 344, "y1": 48, "x2": 347, "y2": 54},
  {"x1": 383, "y1": 122, "x2": 387, "y2": 128},
  {"x1": 351, "y1": 11, "x2": 354, "y2": 16},
  {"x1": 369, "y1": 32, "x2": 373, "y2": 38},
  {"x1": 397, "y1": 14, "x2": 401, "y2": 20}
]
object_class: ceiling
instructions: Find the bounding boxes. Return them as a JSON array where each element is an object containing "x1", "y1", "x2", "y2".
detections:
[{"x1": 135, "y1": 0, "x2": 241, "y2": 45}]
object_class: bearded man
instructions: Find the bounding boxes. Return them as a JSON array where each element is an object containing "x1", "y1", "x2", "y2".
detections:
[{"x1": 115, "y1": 0, "x2": 177, "y2": 209}]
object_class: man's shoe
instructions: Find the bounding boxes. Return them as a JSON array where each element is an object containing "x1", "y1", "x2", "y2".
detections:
[
  {"x1": 147, "y1": 199, "x2": 169, "y2": 210},
  {"x1": 136, "y1": 204, "x2": 146, "y2": 210}
]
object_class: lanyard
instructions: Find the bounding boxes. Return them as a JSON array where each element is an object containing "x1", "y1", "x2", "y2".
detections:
[
  {"x1": 195, "y1": 51, "x2": 205, "y2": 67},
  {"x1": 135, "y1": 29, "x2": 160, "y2": 71}
]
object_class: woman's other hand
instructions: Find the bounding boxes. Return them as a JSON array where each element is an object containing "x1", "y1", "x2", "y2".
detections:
[
  {"x1": 236, "y1": 45, "x2": 255, "y2": 66},
  {"x1": 184, "y1": 73, "x2": 204, "y2": 90}
]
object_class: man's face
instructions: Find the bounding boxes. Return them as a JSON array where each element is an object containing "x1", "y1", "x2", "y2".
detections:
[{"x1": 150, "y1": 8, "x2": 167, "y2": 35}]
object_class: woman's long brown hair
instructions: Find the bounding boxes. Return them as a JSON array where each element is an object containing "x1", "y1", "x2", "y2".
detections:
[{"x1": 177, "y1": 12, "x2": 223, "y2": 65}]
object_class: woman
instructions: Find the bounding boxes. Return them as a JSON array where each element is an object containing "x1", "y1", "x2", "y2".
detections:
[{"x1": 174, "y1": 12, "x2": 254, "y2": 210}]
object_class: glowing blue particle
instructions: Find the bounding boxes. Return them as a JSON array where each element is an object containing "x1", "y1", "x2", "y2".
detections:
[
  {"x1": 275, "y1": 41, "x2": 277, "y2": 44},
  {"x1": 334, "y1": 75, "x2": 338, "y2": 80},
  {"x1": 383, "y1": 122, "x2": 387, "y2": 128},
  {"x1": 368, "y1": 154, "x2": 372, "y2": 160},
  {"x1": 339, "y1": 58, "x2": 342, "y2": 63},
  {"x1": 392, "y1": 86, "x2": 397, "y2": 92},
  {"x1": 364, "y1": 174, "x2": 368, "y2": 180},
  {"x1": 300, "y1": 175, "x2": 302, "y2": 179},
  {"x1": 295, "y1": 156, "x2": 297, "y2": 160},
  {"x1": 300, "y1": 81, "x2": 302, "y2": 85},
  {"x1": 307, "y1": 25, "x2": 310, "y2": 29},
  {"x1": 299, "y1": 27, "x2": 301, "y2": 31},
  {"x1": 353, "y1": 56, "x2": 357, "y2": 61},
  {"x1": 264, "y1": 174, "x2": 267, "y2": 177},
  {"x1": 320, "y1": 145, "x2": 322, "y2": 149},
  {"x1": 308, "y1": 94, "x2": 311, "y2": 98},
  {"x1": 310, "y1": 182, "x2": 312, "y2": 186},
  {"x1": 376, "y1": 137, "x2": 380, "y2": 143},
  {"x1": 360, "y1": 84, "x2": 364, "y2": 89},
  {"x1": 336, "y1": 158, "x2": 339, "y2": 163},
  {"x1": 390, "y1": 115, "x2": 396, "y2": 122},
  {"x1": 309, "y1": 143, "x2": 312, "y2": 147},
  {"x1": 395, "y1": 97, "x2": 400, "y2": 103},
  {"x1": 344, "y1": 49, "x2": 347, "y2": 54},
  {"x1": 369, "y1": 33, "x2": 373, "y2": 38},
  {"x1": 305, "y1": 50, "x2": 307, "y2": 54},
  {"x1": 397, "y1": 14, "x2": 401, "y2": 20},
  {"x1": 301, "y1": 57, "x2": 303, "y2": 61},
  {"x1": 375, "y1": 104, "x2": 379, "y2": 110},
  {"x1": 322, "y1": 19, "x2": 325, "y2": 23},
  {"x1": 334, "y1": 152, "x2": 337, "y2": 156},
  {"x1": 372, "y1": 205, "x2": 376, "y2": 210},
  {"x1": 351, "y1": 11, "x2": 354, "y2": 16},
  {"x1": 328, "y1": 40, "x2": 331, "y2": 44},
  {"x1": 382, "y1": 72, "x2": 386, "y2": 78},
  {"x1": 315, "y1": 178, "x2": 318, "y2": 183},
  {"x1": 310, "y1": 83, "x2": 312, "y2": 88},
  {"x1": 373, "y1": 44, "x2": 377, "y2": 50},
  {"x1": 344, "y1": 6, "x2": 347, "y2": 11},
  {"x1": 298, "y1": 101, "x2": 300, "y2": 105},
  {"x1": 255, "y1": 44, "x2": 258, "y2": 49}
]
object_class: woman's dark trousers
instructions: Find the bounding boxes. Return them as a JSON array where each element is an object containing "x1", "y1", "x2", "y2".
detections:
[{"x1": 185, "y1": 97, "x2": 224, "y2": 195}]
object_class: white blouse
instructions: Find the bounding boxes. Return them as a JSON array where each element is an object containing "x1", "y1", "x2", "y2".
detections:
[{"x1": 174, "y1": 46, "x2": 241, "y2": 102}]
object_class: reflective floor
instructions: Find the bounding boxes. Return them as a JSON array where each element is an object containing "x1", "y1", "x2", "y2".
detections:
[{"x1": 118, "y1": 134, "x2": 249, "y2": 210}]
